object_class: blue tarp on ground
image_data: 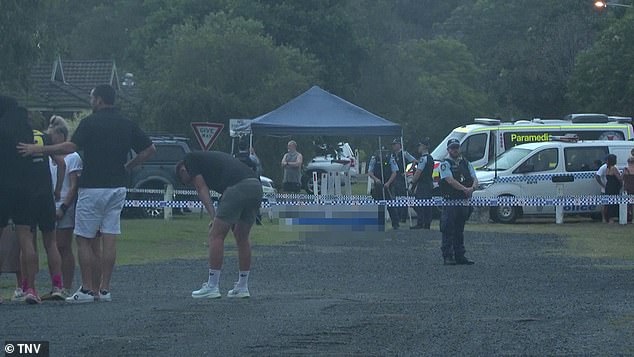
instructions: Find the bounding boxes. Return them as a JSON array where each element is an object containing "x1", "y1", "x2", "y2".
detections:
[{"x1": 249, "y1": 86, "x2": 402, "y2": 136}]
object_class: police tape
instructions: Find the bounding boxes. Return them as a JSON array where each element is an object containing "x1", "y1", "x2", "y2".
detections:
[
  {"x1": 123, "y1": 195, "x2": 634, "y2": 208},
  {"x1": 492, "y1": 172, "x2": 596, "y2": 183}
]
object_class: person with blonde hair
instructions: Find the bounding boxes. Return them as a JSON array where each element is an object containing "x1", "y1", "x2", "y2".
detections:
[
  {"x1": 281, "y1": 140, "x2": 303, "y2": 193},
  {"x1": 44, "y1": 115, "x2": 82, "y2": 299}
]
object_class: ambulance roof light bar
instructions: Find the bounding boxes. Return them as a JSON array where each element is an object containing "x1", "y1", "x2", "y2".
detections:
[
  {"x1": 473, "y1": 118, "x2": 501, "y2": 125},
  {"x1": 608, "y1": 116, "x2": 633, "y2": 123}
]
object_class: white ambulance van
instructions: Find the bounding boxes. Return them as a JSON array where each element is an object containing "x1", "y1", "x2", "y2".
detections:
[
  {"x1": 472, "y1": 139, "x2": 634, "y2": 223},
  {"x1": 431, "y1": 114, "x2": 633, "y2": 170}
]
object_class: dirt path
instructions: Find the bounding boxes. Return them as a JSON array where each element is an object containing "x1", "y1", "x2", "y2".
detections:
[{"x1": 1, "y1": 229, "x2": 633, "y2": 356}]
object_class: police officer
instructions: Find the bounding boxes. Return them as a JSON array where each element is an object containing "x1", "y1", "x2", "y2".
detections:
[
  {"x1": 391, "y1": 138, "x2": 417, "y2": 223},
  {"x1": 439, "y1": 138, "x2": 478, "y2": 265},
  {"x1": 368, "y1": 148, "x2": 400, "y2": 230},
  {"x1": 410, "y1": 138, "x2": 434, "y2": 229}
]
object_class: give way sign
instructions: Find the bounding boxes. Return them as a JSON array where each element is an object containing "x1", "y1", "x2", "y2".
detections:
[{"x1": 190, "y1": 122, "x2": 224, "y2": 151}]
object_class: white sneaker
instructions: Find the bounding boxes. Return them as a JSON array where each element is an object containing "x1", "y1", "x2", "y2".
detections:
[
  {"x1": 12, "y1": 288, "x2": 26, "y2": 302},
  {"x1": 99, "y1": 290, "x2": 112, "y2": 302},
  {"x1": 227, "y1": 283, "x2": 250, "y2": 298},
  {"x1": 192, "y1": 283, "x2": 221, "y2": 299},
  {"x1": 65, "y1": 288, "x2": 95, "y2": 303}
]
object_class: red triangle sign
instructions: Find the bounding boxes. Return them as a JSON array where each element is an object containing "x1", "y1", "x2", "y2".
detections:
[{"x1": 191, "y1": 122, "x2": 224, "y2": 151}]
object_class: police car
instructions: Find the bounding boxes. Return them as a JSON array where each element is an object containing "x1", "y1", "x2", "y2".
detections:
[{"x1": 472, "y1": 139, "x2": 634, "y2": 223}]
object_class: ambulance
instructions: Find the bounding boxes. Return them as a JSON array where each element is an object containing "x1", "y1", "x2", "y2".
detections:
[
  {"x1": 431, "y1": 114, "x2": 633, "y2": 167},
  {"x1": 429, "y1": 114, "x2": 633, "y2": 183}
]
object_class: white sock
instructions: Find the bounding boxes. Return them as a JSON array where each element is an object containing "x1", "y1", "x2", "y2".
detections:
[
  {"x1": 237, "y1": 271, "x2": 249, "y2": 289},
  {"x1": 207, "y1": 269, "x2": 221, "y2": 287}
]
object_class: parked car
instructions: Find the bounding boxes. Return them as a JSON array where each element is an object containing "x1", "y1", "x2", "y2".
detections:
[
  {"x1": 473, "y1": 139, "x2": 634, "y2": 223},
  {"x1": 124, "y1": 135, "x2": 193, "y2": 218},
  {"x1": 124, "y1": 135, "x2": 278, "y2": 218},
  {"x1": 302, "y1": 142, "x2": 358, "y2": 194}
]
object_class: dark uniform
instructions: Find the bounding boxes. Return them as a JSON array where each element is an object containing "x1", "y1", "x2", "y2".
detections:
[
  {"x1": 439, "y1": 140, "x2": 476, "y2": 265},
  {"x1": 391, "y1": 140, "x2": 416, "y2": 223},
  {"x1": 412, "y1": 151, "x2": 434, "y2": 229},
  {"x1": 368, "y1": 149, "x2": 400, "y2": 230}
]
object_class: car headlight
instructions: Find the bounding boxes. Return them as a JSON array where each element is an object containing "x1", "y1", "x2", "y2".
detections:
[{"x1": 478, "y1": 181, "x2": 494, "y2": 190}]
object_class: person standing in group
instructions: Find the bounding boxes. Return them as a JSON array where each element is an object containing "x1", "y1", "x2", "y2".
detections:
[
  {"x1": 281, "y1": 140, "x2": 303, "y2": 193},
  {"x1": 622, "y1": 156, "x2": 634, "y2": 222},
  {"x1": 439, "y1": 138, "x2": 478, "y2": 265},
  {"x1": 176, "y1": 151, "x2": 263, "y2": 299},
  {"x1": 368, "y1": 148, "x2": 401, "y2": 230},
  {"x1": 24, "y1": 119, "x2": 66, "y2": 303},
  {"x1": 595, "y1": 158, "x2": 609, "y2": 222},
  {"x1": 603, "y1": 154, "x2": 622, "y2": 224},
  {"x1": 18, "y1": 84, "x2": 156, "y2": 303},
  {"x1": 0, "y1": 96, "x2": 35, "y2": 304},
  {"x1": 46, "y1": 115, "x2": 82, "y2": 298},
  {"x1": 391, "y1": 138, "x2": 418, "y2": 224},
  {"x1": 410, "y1": 138, "x2": 434, "y2": 230}
]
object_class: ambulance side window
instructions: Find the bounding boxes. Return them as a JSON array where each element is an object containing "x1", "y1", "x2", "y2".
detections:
[
  {"x1": 564, "y1": 147, "x2": 608, "y2": 172},
  {"x1": 461, "y1": 133, "x2": 487, "y2": 162}
]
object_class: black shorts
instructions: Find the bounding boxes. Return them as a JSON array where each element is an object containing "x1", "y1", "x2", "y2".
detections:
[
  {"x1": 0, "y1": 187, "x2": 33, "y2": 228},
  {"x1": 27, "y1": 192, "x2": 56, "y2": 233}
]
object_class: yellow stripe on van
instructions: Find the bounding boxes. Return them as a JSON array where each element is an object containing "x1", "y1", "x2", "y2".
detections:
[{"x1": 471, "y1": 125, "x2": 630, "y2": 133}]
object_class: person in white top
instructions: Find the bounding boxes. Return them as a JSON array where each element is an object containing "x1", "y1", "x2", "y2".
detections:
[
  {"x1": 47, "y1": 116, "x2": 82, "y2": 299},
  {"x1": 595, "y1": 162, "x2": 607, "y2": 194}
]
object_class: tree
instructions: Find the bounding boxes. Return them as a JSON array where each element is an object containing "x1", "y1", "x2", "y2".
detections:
[
  {"x1": 354, "y1": 37, "x2": 495, "y2": 148},
  {"x1": 442, "y1": 0, "x2": 601, "y2": 118},
  {"x1": 567, "y1": 12, "x2": 634, "y2": 115},
  {"x1": 0, "y1": 1, "x2": 51, "y2": 91},
  {"x1": 231, "y1": 0, "x2": 365, "y2": 97},
  {"x1": 141, "y1": 12, "x2": 320, "y2": 178}
]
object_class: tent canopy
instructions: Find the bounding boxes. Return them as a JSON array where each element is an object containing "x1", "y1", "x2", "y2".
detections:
[{"x1": 249, "y1": 86, "x2": 401, "y2": 136}]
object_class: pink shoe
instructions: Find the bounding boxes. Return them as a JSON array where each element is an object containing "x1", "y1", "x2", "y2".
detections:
[{"x1": 24, "y1": 288, "x2": 41, "y2": 305}]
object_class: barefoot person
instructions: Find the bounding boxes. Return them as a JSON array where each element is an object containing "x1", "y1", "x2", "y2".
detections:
[
  {"x1": 18, "y1": 84, "x2": 155, "y2": 303},
  {"x1": 176, "y1": 151, "x2": 263, "y2": 299}
]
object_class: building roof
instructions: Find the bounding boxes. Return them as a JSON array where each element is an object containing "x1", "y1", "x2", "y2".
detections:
[{"x1": 16, "y1": 56, "x2": 137, "y2": 117}]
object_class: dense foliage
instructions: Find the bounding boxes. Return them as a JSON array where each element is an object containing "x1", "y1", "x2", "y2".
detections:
[{"x1": 1, "y1": 0, "x2": 631, "y2": 179}]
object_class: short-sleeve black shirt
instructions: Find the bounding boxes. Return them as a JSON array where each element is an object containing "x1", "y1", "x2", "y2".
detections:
[
  {"x1": 71, "y1": 107, "x2": 152, "y2": 188},
  {"x1": 183, "y1": 151, "x2": 257, "y2": 194}
]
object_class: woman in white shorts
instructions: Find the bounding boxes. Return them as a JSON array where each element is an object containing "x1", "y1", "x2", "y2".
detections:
[{"x1": 48, "y1": 116, "x2": 82, "y2": 299}]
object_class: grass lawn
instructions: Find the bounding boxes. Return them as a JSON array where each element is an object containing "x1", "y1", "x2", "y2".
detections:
[
  {"x1": 466, "y1": 218, "x2": 634, "y2": 262},
  {"x1": 117, "y1": 214, "x2": 299, "y2": 265}
]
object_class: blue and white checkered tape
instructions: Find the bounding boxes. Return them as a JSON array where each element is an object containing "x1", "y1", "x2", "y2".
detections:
[
  {"x1": 123, "y1": 195, "x2": 634, "y2": 208},
  {"x1": 494, "y1": 172, "x2": 596, "y2": 183}
]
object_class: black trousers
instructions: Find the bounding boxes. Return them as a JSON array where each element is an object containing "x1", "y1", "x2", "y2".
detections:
[
  {"x1": 392, "y1": 177, "x2": 407, "y2": 221},
  {"x1": 413, "y1": 184, "x2": 433, "y2": 229},
  {"x1": 371, "y1": 183, "x2": 400, "y2": 229},
  {"x1": 440, "y1": 205, "x2": 471, "y2": 258}
]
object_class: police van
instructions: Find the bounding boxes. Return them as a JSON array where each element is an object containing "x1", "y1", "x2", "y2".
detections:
[
  {"x1": 472, "y1": 139, "x2": 634, "y2": 223},
  {"x1": 431, "y1": 114, "x2": 633, "y2": 170}
]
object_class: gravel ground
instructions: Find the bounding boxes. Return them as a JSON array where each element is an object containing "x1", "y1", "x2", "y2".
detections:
[{"x1": 1, "y1": 228, "x2": 633, "y2": 356}]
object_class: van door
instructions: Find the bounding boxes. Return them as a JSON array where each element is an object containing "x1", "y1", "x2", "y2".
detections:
[
  {"x1": 563, "y1": 146, "x2": 608, "y2": 215},
  {"x1": 460, "y1": 132, "x2": 488, "y2": 168},
  {"x1": 512, "y1": 148, "x2": 560, "y2": 215}
]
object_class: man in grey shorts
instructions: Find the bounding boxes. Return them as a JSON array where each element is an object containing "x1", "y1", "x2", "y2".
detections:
[{"x1": 176, "y1": 151, "x2": 263, "y2": 299}]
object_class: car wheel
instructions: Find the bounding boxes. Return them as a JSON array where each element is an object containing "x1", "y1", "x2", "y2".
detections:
[
  {"x1": 491, "y1": 199, "x2": 519, "y2": 224},
  {"x1": 144, "y1": 207, "x2": 163, "y2": 218}
]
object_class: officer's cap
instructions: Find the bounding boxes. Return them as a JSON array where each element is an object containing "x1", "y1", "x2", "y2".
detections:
[
  {"x1": 447, "y1": 138, "x2": 460, "y2": 148},
  {"x1": 418, "y1": 137, "x2": 430, "y2": 147}
]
